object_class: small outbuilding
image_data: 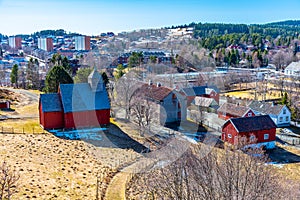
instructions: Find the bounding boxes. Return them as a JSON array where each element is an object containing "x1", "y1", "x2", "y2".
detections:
[{"x1": 0, "y1": 100, "x2": 10, "y2": 110}]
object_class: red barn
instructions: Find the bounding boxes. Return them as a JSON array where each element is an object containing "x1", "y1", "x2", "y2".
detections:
[
  {"x1": 0, "y1": 100, "x2": 10, "y2": 109},
  {"x1": 222, "y1": 115, "x2": 276, "y2": 149},
  {"x1": 217, "y1": 102, "x2": 255, "y2": 120},
  {"x1": 39, "y1": 69, "x2": 110, "y2": 129}
]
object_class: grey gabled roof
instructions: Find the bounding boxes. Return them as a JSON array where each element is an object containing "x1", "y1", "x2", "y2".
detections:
[
  {"x1": 40, "y1": 93, "x2": 63, "y2": 112},
  {"x1": 193, "y1": 96, "x2": 217, "y2": 108},
  {"x1": 59, "y1": 83, "x2": 110, "y2": 113},
  {"x1": 228, "y1": 115, "x2": 276, "y2": 133},
  {"x1": 248, "y1": 101, "x2": 284, "y2": 115},
  {"x1": 285, "y1": 61, "x2": 300, "y2": 71},
  {"x1": 218, "y1": 102, "x2": 251, "y2": 117}
]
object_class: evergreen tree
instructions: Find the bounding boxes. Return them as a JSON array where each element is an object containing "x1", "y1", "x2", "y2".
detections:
[
  {"x1": 115, "y1": 64, "x2": 125, "y2": 80},
  {"x1": 128, "y1": 52, "x2": 143, "y2": 68},
  {"x1": 74, "y1": 67, "x2": 93, "y2": 83},
  {"x1": 45, "y1": 65, "x2": 73, "y2": 93},
  {"x1": 101, "y1": 72, "x2": 109, "y2": 87},
  {"x1": 10, "y1": 64, "x2": 18, "y2": 88},
  {"x1": 26, "y1": 58, "x2": 40, "y2": 89},
  {"x1": 281, "y1": 92, "x2": 289, "y2": 106}
]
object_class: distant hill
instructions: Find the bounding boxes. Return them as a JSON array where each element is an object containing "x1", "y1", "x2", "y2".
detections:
[
  {"x1": 266, "y1": 20, "x2": 300, "y2": 27},
  {"x1": 178, "y1": 20, "x2": 300, "y2": 39}
]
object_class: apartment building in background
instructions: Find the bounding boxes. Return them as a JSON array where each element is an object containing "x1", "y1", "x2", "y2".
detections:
[
  {"x1": 74, "y1": 35, "x2": 90, "y2": 50},
  {"x1": 8, "y1": 36, "x2": 22, "y2": 49},
  {"x1": 38, "y1": 37, "x2": 54, "y2": 52}
]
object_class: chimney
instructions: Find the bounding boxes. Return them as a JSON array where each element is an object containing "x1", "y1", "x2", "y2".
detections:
[
  {"x1": 148, "y1": 80, "x2": 153, "y2": 85},
  {"x1": 157, "y1": 82, "x2": 161, "y2": 87}
]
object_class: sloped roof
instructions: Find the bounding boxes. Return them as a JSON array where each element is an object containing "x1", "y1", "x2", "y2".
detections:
[
  {"x1": 248, "y1": 101, "x2": 284, "y2": 115},
  {"x1": 285, "y1": 61, "x2": 300, "y2": 71},
  {"x1": 138, "y1": 84, "x2": 172, "y2": 101},
  {"x1": 181, "y1": 86, "x2": 207, "y2": 97},
  {"x1": 88, "y1": 68, "x2": 102, "y2": 80},
  {"x1": 228, "y1": 115, "x2": 276, "y2": 133},
  {"x1": 193, "y1": 97, "x2": 216, "y2": 108},
  {"x1": 59, "y1": 83, "x2": 110, "y2": 113},
  {"x1": 40, "y1": 93, "x2": 63, "y2": 112},
  {"x1": 218, "y1": 102, "x2": 251, "y2": 117}
]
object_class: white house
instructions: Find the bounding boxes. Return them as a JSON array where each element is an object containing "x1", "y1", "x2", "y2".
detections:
[
  {"x1": 248, "y1": 101, "x2": 291, "y2": 127},
  {"x1": 284, "y1": 61, "x2": 300, "y2": 76}
]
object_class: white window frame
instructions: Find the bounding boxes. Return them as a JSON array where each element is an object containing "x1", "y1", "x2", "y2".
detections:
[
  {"x1": 228, "y1": 134, "x2": 232, "y2": 139},
  {"x1": 248, "y1": 112, "x2": 252, "y2": 117},
  {"x1": 264, "y1": 134, "x2": 269, "y2": 140},
  {"x1": 250, "y1": 135, "x2": 256, "y2": 142}
]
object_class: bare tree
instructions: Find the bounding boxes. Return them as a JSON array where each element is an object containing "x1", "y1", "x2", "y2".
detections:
[
  {"x1": 128, "y1": 144, "x2": 287, "y2": 200},
  {"x1": 0, "y1": 161, "x2": 20, "y2": 200},
  {"x1": 115, "y1": 72, "x2": 140, "y2": 120}
]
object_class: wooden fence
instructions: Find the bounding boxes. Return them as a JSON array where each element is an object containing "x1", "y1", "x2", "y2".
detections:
[{"x1": 0, "y1": 126, "x2": 45, "y2": 134}]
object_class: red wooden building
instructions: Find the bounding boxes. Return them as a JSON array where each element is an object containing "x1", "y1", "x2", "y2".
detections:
[
  {"x1": 221, "y1": 115, "x2": 276, "y2": 149},
  {"x1": 39, "y1": 69, "x2": 110, "y2": 129},
  {"x1": 0, "y1": 100, "x2": 10, "y2": 109},
  {"x1": 217, "y1": 102, "x2": 255, "y2": 120}
]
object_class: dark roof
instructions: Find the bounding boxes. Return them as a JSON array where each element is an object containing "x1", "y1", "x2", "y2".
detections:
[
  {"x1": 228, "y1": 115, "x2": 276, "y2": 133},
  {"x1": 181, "y1": 86, "x2": 207, "y2": 97},
  {"x1": 218, "y1": 102, "x2": 251, "y2": 117},
  {"x1": 40, "y1": 93, "x2": 63, "y2": 112},
  {"x1": 248, "y1": 101, "x2": 284, "y2": 115},
  {"x1": 59, "y1": 83, "x2": 110, "y2": 113},
  {"x1": 139, "y1": 84, "x2": 172, "y2": 101}
]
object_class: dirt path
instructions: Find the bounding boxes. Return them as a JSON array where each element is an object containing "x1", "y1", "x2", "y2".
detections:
[
  {"x1": 105, "y1": 158, "x2": 153, "y2": 200},
  {"x1": 0, "y1": 87, "x2": 40, "y2": 119}
]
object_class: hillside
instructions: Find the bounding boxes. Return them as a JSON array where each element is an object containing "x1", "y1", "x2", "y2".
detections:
[{"x1": 266, "y1": 20, "x2": 300, "y2": 27}]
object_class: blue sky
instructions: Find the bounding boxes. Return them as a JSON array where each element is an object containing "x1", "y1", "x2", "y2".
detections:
[{"x1": 1, "y1": 0, "x2": 300, "y2": 36}]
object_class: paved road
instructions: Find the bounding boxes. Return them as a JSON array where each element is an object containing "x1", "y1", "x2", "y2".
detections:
[{"x1": 5, "y1": 88, "x2": 39, "y2": 103}]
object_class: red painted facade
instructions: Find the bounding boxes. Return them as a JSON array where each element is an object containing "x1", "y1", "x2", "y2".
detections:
[
  {"x1": 203, "y1": 90, "x2": 219, "y2": 104},
  {"x1": 0, "y1": 102, "x2": 10, "y2": 109},
  {"x1": 85, "y1": 36, "x2": 91, "y2": 50},
  {"x1": 222, "y1": 121, "x2": 276, "y2": 146},
  {"x1": 46, "y1": 38, "x2": 54, "y2": 52},
  {"x1": 15, "y1": 37, "x2": 22, "y2": 49},
  {"x1": 39, "y1": 104, "x2": 64, "y2": 129},
  {"x1": 218, "y1": 109, "x2": 255, "y2": 120},
  {"x1": 64, "y1": 109, "x2": 110, "y2": 129}
]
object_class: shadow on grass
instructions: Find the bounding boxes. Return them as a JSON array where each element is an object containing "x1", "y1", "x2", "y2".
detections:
[
  {"x1": 267, "y1": 146, "x2": 300, "y2": 164},
  {"x1": 52, "y1": 124, "x2": 149, "y2": 154},
  {"x1": 165, "y1": 120, "x2": 209, "y2": 133}
]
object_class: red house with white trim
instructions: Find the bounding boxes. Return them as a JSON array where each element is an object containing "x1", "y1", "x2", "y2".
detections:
[
  {"x1": 0, "y1": 100, "x2": 10, "y2": 109},
  {"x1": 39, "y1": 69, "x2": 110, "y2": 129},
  {"x1": 217, "y1": 102, "x2": 255, "y2": 120},
  {"x1": 221, "y1": 115, "x2": 276, "y2": 149}
]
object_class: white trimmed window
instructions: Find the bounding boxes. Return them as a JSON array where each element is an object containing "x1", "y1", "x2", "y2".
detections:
[
  {"x1": 264, "y1": 134, "x2": 269, "y2": 140},
  {"x1": 250, "y1": 135, "x2": 256, "y2": 142},
  {"x1": 228, "y1": 134, "x2": 232, "y2": 139},
  {"x1": 248, "y1": 112, "x2": 252, "y2": 117}
]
